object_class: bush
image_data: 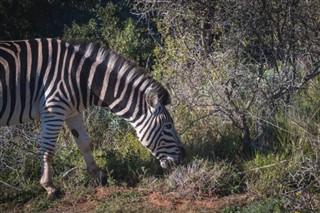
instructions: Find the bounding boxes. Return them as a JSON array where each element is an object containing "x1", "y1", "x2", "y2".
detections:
[
  {"x1": 63, "y1": 2, "x2": 154, "y2": 68},
  {"x1": 244, "y1": 78, "x2": 320, "y2": 211},
  {"x1": 0, "y1": 123, "x2": 42, "y2": 203}
]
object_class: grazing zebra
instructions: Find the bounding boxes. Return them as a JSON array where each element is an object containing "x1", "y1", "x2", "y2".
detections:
[{"x1": 0, "y1": 38, "x2": 185, "y2": 198}]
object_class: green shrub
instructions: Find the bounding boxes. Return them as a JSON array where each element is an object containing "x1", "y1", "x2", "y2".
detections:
[
  {"x1": 243, "y1": 78, "x2": 320, "y2": 211},
  {"x1": 84, "y1": 107, "x2": 156, "y2": 186}
]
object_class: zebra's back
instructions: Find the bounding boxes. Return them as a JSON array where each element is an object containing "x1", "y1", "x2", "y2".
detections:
[{"x1": 0, "y1": 38, "x2": 76, "y2": 126}]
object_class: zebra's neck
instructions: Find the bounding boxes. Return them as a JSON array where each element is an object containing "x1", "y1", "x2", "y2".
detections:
[{"x1": 80, "y1": 45, "x2": 153, "y2": 122}]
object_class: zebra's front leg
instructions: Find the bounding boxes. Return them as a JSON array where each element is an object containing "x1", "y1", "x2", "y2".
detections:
[
  {"x1": 40, "y1": 114, "x2": 64, "y2": 198},
  {"x1": 65, "y1": 114, "x2": 107, "y2": 185}
]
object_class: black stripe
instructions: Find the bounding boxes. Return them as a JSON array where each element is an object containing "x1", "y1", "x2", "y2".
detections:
[
  {"x1": 70, "y1": 50, "x2": 82, "y2": 111},
  {"x1": 0, "y1": 47, "x2": 8, "y2": 118},
  {"x1": 45, "y1": 127, "x2": 62, "y2": 131},
  {"x1": 41, "y1": 142, "x2": 56, "y2": 152},
  {"x1": 6, "y1": 43, "x2": 18, "y2": 125},
  {"x1": 19, "y1": 41, "x2": 27, "y2": 123},
  {"x1": 156, "y1": 151, "x2": 179, "y2": 158},
  {"x1": 29, "y1": 39, "x2": 39, "y2": 120},
  {"x1": 42, "y1": 136, "x2": 59, "y2": 140},
  {"x1": 91, "y1": 58, "x2": 109, "y2": 106},
  {"x1": 80, "y1": 57, "x2": 93, "y2": 108},
  {"x1": 42, "y1": 123, "x2": 63, "y2": 127}
]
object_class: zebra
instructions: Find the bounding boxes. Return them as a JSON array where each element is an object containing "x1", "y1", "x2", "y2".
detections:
[{"x1": 0, "y1": 38, "x2": 185, "y2": 198}]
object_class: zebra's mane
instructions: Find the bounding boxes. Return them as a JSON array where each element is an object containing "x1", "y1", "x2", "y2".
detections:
[
  {"x1": 73, "y1": 41, "x2": 109, "y2": 63},
  {"x1": 73, "y1": 41, "x2": 171, "y2": 105}
]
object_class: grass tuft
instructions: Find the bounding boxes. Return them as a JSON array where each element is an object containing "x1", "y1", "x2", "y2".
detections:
[{"x1": 165, "y1": 159, "x2": 242, "y2": 198}]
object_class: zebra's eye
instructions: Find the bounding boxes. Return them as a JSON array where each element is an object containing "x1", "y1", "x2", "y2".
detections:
[{"x1": 164, "y1": 124, "x2": 172, "y2": 129}]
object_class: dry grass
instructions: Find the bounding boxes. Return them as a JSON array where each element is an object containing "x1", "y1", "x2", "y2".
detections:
[{"x1": 165, "y1": 159, "x2": 241, "y2": 198}]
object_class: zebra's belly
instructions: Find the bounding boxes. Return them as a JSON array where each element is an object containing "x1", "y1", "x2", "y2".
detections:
[{"x1": 0, "y1": 102, "x2": 40, "y2": 126}]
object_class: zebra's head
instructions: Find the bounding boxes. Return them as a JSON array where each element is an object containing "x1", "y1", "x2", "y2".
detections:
[{"x1": 135, "y1": 86, "x2": 185, "y2": 169}]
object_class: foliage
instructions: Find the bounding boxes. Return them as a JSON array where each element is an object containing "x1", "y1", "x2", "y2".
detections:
[
  {"x1": 0, "y1": 123, "x2": 43, "y2": 206},
  {"x1": 63, "y1": 2, "x2": 154, "y2": 67},
  {"x1": 0, "y1": 0, "x2": 99, "y2": 39},
  {"x1": 243, "y1": 78, "x2": 320, "y2": 211},
  {"x1": 132, "y1": 0, "x2": 320, "y2": 155}
]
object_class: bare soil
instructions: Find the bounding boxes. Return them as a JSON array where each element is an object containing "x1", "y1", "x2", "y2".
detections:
[{"x1": 37, "y1": 186, "x2": 257, "y2": 213}]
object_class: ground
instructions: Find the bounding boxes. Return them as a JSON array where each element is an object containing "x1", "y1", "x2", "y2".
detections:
[{"x1": 4, "y1": 186, "x2": 257, "y2": 213}]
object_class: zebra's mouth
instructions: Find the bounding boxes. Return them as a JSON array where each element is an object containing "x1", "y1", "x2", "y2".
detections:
[
  {"x1": 160, "y1": 159, "x2": 171, "y2": 169},
  {"x1": 160, "y1": 157, "x2": 179, "y2": 169}
]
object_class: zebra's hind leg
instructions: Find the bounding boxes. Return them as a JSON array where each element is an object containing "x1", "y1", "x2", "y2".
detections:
[
  {"x1": 40, "y1": 113, "x2": 65, "y2": 199},
  {"x1": 65, "y1": 114, "x2": 107, "y2": 186}
]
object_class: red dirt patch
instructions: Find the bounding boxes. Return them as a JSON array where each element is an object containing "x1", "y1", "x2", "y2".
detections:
[
  {"x1": 46, "y1": 200, "x2": 97, "y2": 213},
  {"x1": 95, "y1": 186, "x2": 131, "y2": 199},
  {"x1": 41, "y1": 187, "x2": 257, "y2": 213},
  {"x1": 144, "y1": 191, "x2": 257, "y2": 212}
]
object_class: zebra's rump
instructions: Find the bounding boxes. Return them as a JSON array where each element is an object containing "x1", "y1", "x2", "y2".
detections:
[{"x1": 0, "y1": 40, "x2": 41, "y2": 126}]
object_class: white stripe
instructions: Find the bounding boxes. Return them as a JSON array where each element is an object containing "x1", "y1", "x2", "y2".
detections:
[
  {"x1": 60, "y1": 42, "x2": 69, "y2": 100},
  {"x1": 67, "y1": 44, "x2": 77, "y2": 106},
  {"x1": 41, "y1": 39, "x2": 53, "y2": 104},
  {"x1": 45, "y1": 39, "x2": 61, "y2": 101},
  {"x1": 87, "y1": 50, "x2": 104, "y2": 106},
  {"x1": 97, "y1": 53, "x2": 118, "y2": 106},
  {"x1": 21, "y1": 40, "x2": 32, "y2": 122}
]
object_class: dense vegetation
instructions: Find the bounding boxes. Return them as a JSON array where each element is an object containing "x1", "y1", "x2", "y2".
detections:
[{"x1": 1, "y1": 0, "x2": 319, "y2": 212}]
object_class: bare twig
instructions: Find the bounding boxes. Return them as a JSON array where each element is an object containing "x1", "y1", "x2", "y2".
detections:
[
  {"x1": 247, "y1": 159, "x2": 287, "y2": 172},
  {"x1": 0, "y1": 179, "x2": 20, "y2": 191},
  {"x1": 62, "y1": 167, "x2": 78, "y2": 178},
  {"x1": 180, "y1": 110, "x2": 219, "y2": 135}
]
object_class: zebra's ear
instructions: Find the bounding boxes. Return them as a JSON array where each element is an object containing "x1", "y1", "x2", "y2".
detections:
[{"x1": 146, "y1": 89, "x2": 160, "y2": 109}]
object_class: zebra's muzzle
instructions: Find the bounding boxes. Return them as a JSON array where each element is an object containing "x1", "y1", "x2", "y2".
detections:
[{"x1": 160, "y1": 146, "x2": 185, "y2": 169}]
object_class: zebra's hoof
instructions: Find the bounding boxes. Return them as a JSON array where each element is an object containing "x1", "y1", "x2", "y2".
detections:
[
  {"x1": 47, "y1": 188, "x2": 64, "y2": 200},
  {"x1": 95, "y1": 171, "x2": 107, "y2": 186}
]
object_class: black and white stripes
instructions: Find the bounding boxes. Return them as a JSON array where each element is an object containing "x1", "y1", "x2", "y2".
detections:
[{"x1": 0, "y1": 38, "x2": 184, "y2": 197}]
